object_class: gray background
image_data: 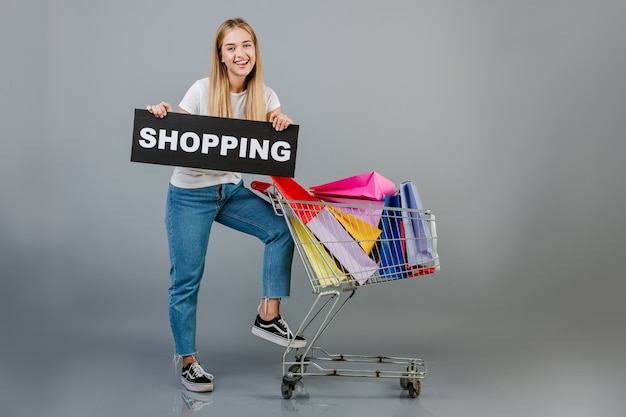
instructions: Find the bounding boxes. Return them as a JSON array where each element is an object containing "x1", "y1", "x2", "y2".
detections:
[{"x1": 1, "y1": 0, "x2": 625, "y2": 416}]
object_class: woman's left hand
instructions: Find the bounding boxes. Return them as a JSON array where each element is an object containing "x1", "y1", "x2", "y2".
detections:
[{"x1": 269, "y1": 112, "x2": 293, "y2": 132}]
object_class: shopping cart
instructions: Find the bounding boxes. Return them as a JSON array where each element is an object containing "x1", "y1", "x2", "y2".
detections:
[{"x1": 251, "y1": 179, "x2": 439, "y2": 399}]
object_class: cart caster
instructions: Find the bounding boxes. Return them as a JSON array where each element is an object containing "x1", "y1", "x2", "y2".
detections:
[
  {"x1": 281, "y1": 382, "x2": 294, "y2": 399},
  {"x1": 400, "y1": 376, "x2": 408, "y2": 390},
  {"x1": 288, "y1": 364, "x2": 308, "y2": 374},
  {"x1": 407, "y1": 381, "x2": 421, "y2": 398}
]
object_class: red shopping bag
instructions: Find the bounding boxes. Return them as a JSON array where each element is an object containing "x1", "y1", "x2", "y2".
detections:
[{"x1": 271, "y1": 176, "x2": 323, "y2": 223}]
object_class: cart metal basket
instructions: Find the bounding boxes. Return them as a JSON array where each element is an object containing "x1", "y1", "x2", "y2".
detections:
[{"x1": 252, "y1": 180, "x2": 439, "y2": 399}]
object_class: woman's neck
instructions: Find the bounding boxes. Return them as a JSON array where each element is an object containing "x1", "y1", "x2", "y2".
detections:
[{"x1": 229, "y1": 74, "x2": 247, "y2": 94}]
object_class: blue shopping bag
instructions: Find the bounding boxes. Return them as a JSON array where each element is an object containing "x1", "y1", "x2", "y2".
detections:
[{"x1": 378, "y1": 194, "x2": 407, "y2": 279}]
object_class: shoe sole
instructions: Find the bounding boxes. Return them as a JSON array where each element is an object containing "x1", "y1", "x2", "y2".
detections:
[
  {"x1": 252, "y1": 326, "x2": 307, "y2": 349},
  {"x1": 181, "y1": 378, "x2": 214, "y2": 392}
]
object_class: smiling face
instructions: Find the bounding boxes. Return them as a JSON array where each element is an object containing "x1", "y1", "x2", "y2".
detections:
[{"x1": 220, "y1": 27, "x2": 256, "y2": 87}]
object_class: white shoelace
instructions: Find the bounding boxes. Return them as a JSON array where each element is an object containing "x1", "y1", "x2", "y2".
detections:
[
  {"x1": 189, "y1": 362, "x2": 214, "y2": 380},
  {"x1": 277, "y1": 316, "x2": 296, "y2": 339}
]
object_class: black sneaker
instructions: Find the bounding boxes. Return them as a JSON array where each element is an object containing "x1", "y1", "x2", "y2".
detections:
[
  {"x1": 181, "y1": 362, "x2": 214, "y2": 392},
  {"x1": 252, "y1": 315, "x2": 306, "y2": 348}
]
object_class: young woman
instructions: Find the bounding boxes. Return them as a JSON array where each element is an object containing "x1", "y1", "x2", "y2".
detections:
[{"x1": 147, "y1": 18, "x2": 305, "y2": 393}]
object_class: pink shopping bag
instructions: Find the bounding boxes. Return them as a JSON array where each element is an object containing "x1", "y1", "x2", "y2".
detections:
[{"x1": 310, "y1": 171, "x2": 395, "y2": 201}]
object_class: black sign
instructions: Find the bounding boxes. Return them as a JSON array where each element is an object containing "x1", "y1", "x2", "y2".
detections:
[{"x1": 131, "y1": 109, "x2": 299, "y2": 177}]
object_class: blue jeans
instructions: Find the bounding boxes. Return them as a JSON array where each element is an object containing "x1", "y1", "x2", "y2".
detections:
[{"x1": 165, "y1": 180, "x2": 294, "y2": 356}]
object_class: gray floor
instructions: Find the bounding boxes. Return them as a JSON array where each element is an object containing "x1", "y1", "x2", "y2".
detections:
[{"x1": 3, "y1": 306, "x2": 624, "y2": 417}]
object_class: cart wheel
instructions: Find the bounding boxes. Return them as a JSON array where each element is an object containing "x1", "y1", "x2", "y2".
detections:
[
  {"x1": 288, "y1": 364, "x2": 308, "y2": 374},
  {"x1": 407, "y1": 381, "x2": 421, "y2": 398},
  {"x1": 281, "y1": 382, "x2": 294, "y2": 399},
  {"x1": 400, "y1": 376, "x2": 408, "y2": 390}
]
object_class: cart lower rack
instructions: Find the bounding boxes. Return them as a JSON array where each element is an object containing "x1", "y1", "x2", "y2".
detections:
[{"x1": 252, "y1": 180, "x2": 439, "y2": 399}]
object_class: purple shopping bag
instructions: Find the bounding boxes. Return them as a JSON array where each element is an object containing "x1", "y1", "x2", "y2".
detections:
[{"x1": 400, "y1": 182, "x2": 434, "y2": 265}]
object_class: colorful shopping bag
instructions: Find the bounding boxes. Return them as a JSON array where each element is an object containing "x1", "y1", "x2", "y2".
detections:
[
  {"x1": 306, "y1": 208, "x2": 379, "y2": 285},
  {"x1": 378, "y1": 194, "x2": 407, "y2": 279},
  {"x1": 271, "y1": 176, "x2": 323, "y2": 223},
  {"x1": 400, "y1": 181, "x2": 434, "y2": 265},
  {"x1": 310, "y1": 171, "x2": 395, "y2": 201},
  {"x1": 327, "y1": 206, "x2": 381, "y2": 254},
  {"x1": 289, "y1": 218, "x2": 346, "y2": 287},
  {"x1": 273, "y1": 176, "x2": 378, "y2": 285}
]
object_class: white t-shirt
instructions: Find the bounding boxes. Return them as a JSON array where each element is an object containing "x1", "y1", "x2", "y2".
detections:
[{"x1": 170, "y1": 78, "x2": 281, "y2": 188}]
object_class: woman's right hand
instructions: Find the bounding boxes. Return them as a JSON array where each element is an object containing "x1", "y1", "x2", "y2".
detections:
[{"x1": 146, "y1": 101, "x2": 172, "y2": 118}]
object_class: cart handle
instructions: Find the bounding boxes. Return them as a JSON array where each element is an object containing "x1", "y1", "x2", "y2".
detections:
[
  {"x1": 251, "y1": 180, "x2": 284, "y2": 216},
  {"x1": 250, "y1": 180, "x2": 272, "y2": 193}
]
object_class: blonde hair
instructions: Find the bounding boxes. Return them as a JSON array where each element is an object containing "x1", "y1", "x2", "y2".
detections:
[{"x1": 208, "y1": 18, "x2": 266, "y2": 121}]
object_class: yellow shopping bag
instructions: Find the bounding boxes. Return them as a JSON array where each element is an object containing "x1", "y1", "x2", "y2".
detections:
[
  {"x1": 290, "y1": 218, "x2": 347, "y2": 287},
  {"x1": 327, "y1": 206, "x2": 382, "y2": 255}
]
